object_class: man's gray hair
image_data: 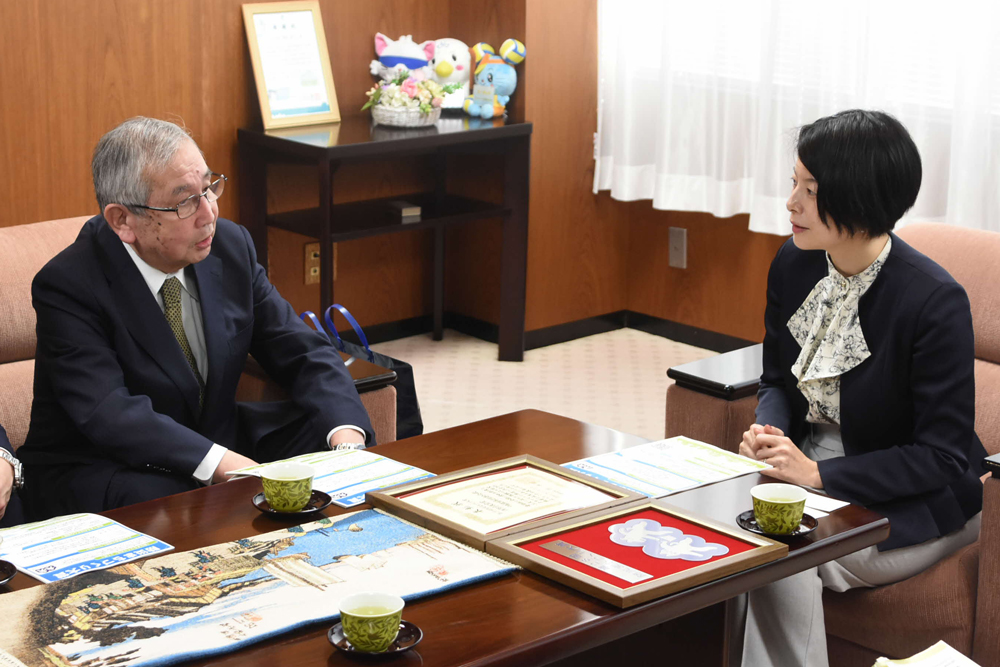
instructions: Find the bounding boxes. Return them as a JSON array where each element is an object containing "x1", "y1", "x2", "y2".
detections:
[{"x1": 92, "y1": 117, "x2": 197, "y2": 214}]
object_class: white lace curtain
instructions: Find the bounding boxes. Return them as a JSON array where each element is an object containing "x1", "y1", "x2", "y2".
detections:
[{"x1": 594, "y1": 0, "x2": 1000, "y2": 234}]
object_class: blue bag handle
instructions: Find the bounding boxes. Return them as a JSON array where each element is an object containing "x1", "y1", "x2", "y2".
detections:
[
  {"x1": 299, "y1": 310, "x2": 329, "y2": 339},
  {"x1": 323, "y1": 304, "x2": 375, "y2": 363}
]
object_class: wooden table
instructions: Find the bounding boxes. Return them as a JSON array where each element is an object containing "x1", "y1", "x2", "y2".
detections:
[
  {"x1": 4, "y1": 410, "x2": 889, "y2": 666},
  {"x1": 238, "y1": 116, "x2": 532, "y2": 361}
]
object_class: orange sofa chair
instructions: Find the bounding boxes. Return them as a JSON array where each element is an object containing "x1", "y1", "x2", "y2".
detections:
[
  {"x1": 0, "y1": 216, "x2": 395, "y2": 455},
  {"x1": 665, "y1": 222, "x2": 1000, "y2": 665}
]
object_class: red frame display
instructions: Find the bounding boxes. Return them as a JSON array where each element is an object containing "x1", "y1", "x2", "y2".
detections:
[
  {"x1": 520, "y1": 507, "x2": 759, "y2": 588},
  {"x1": 486, "y1": 500, "x2": 788, "y2": 608}
]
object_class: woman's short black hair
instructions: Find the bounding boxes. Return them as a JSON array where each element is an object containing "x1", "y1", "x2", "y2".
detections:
[{"x1": 797, "y1": 109, "x2": 922, "y2": 237}]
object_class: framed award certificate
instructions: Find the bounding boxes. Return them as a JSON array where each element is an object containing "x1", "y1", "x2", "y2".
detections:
[
  {"x1": 242, "y1": 1, "x2": 341, "y2": 129},
  {"x1": 485, "y1": 499, "x2": 787, "y2": 608},
  {"x1": 366, "y1": 455, "x2": 644, "y2": 550}
]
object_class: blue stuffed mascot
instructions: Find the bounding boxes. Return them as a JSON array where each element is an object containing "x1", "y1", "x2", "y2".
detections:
[{"x1": 463, "y1": 39, "x2": 526, "y2": 119}]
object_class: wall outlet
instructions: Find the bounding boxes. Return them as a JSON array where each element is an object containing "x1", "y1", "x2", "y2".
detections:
[
  {"x1": 304, "y1": 242, "x2": 320, "y2": 284},
  {"x1": 669, "y1": 227, "x2": 687, "y2": 269}
]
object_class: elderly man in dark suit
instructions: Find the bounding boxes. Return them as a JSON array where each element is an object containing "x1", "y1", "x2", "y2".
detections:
[{"x1": 19, "y1": 117, "x2": 373, "y2": 519}]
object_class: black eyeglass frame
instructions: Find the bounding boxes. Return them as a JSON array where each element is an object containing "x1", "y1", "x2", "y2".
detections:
[{"x1": 124, "y1": 173, "x2": 227, "y2": 219}]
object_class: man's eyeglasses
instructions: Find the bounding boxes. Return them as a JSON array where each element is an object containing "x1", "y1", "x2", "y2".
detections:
[{"x1": 126, "y1": 173, "x2": 227, "y2": 220}]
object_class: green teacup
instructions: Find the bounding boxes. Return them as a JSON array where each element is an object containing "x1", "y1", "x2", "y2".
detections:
[
  {"x1": 339, "y1": 592, "x2": 405, "y2": 653},
  {"x1": 260, "y1": 462, "x2": 314, "y2": 513},
  {"x1": 751, "y1": 483, "x2": 807, "y2": 535}
]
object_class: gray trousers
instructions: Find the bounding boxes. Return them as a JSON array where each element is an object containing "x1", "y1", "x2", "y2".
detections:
[{"x1": 740, "y1": 424, "x2": 982, "y2": 667}]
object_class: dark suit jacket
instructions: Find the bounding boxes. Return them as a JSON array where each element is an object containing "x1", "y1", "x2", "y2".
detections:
[
  {"x1": 19, "y1": 215, "x2": 373, "y2": 494},
  {"x1": 757, "y1": 233, "x2": 986, "y2": 550}
]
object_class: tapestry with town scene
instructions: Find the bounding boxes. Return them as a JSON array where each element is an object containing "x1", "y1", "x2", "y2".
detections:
[{"x1": 0, "y1": 509, "x2": 516, "y2": 667}]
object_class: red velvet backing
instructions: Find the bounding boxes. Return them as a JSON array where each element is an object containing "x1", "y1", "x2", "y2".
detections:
[{"x1": 520, "y1": 508, "x2": 757, "y2": 589}]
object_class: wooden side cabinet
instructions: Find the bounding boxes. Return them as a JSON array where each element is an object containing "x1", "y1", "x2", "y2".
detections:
[{"x1": 238, "y1": 116, "x2": 532, "y2": 361}]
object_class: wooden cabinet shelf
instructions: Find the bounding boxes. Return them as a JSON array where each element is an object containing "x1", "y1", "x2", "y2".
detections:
[
  {"x1": 267, "y1": 193, "x2": 510, "y2": 243},
  {"x1": 238, "y1": 116, "x2": 532, "y2": 361}
]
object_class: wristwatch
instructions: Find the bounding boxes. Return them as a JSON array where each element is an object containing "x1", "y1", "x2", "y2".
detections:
[{"x1": 0, "y1": 448, "x2": 23, "y2": 490}]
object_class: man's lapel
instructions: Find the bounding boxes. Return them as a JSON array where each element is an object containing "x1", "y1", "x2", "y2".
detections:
[
  {"x1": 95, "y1": 220, "x2": 202, "y2": 420},
  {"x1": 191, "y1": 252, "x2": 226, "y2": 421}
]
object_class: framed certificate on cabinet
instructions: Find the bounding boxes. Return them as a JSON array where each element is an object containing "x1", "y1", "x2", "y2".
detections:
[
  {"x1": 485, "y1": 500, "x2": 788, "y2": 608},
  {"x1": 366, "y1": 455, "x2": 645, "y2": 550},
  {"x1": 242, "y1": 1, "x2": 341, "y2": 129}
]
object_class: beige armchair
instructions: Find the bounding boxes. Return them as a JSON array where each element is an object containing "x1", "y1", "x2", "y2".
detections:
[
  {"x1": 0, "y1": 216, "x2": 91, "y2": 450},
  {"x1": 0, "y1": 216, "x2": 395, "y2": 454},
  {"x1": 665, "y1": 223, "x2": 1000, "y2": 665}
]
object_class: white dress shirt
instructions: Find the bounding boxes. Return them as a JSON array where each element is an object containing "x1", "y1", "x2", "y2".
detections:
[{"x1": 123, "y1": 244, "x2": 365, "y2": 484}]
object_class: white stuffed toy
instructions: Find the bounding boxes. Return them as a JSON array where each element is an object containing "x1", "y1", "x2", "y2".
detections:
[
  {"x1": 429, "y1": 38, "x2": 471, "y2": 109},
  {"x1": 370, "y1": 33, "x2": 434, "y2": 81}
]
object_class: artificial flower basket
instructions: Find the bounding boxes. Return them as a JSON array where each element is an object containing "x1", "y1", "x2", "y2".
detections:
[
  {"x1": 363, "y1": 71, "x2": 458, "y2": 128},
  {"x1": 370, "y1": 105, "x2": 442, "y2": 127}
]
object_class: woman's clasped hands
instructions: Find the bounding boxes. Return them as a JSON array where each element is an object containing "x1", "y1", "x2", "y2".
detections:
[{"x1": 740, "y1": 424, "x2": 823, "y2": 488}]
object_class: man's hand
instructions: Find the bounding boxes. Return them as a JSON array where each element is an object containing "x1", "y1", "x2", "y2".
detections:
[
  {"x1": 329, "y1": 428, "x2": 366, "y2": 449},
  {"x1": 0, "y1": 459, "x2": 14, "y2": 521},
  {"x1": 755, "y1": 425, "x2": 823, "y2": 488},
  {"x1": 212, "y1": 450, "x2": 258, "y2": 484}
]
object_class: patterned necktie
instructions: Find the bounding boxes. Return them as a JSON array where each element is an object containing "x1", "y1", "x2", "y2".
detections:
[{"x1": 161, "y1": 276, "x2": 205, "y2": 409}]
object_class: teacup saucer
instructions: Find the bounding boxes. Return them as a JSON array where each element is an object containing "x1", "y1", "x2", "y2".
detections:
[
  {"x1": 0, "y1": 559, "x2": 16, "y2": 586},
  {"x1": 252, "y1": 490, "x2": 332, "y2": 517},
  {"x1": 328, "y1": 620, "x2": 423, "y2": 655},
  {"x1": 736, "y1": 510, "x2": 818, "y2": 538}
]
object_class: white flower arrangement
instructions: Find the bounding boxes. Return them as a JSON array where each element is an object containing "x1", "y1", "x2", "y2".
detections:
[{"x1": 363, "y1": 71, "x2": 460, "y2": 126}]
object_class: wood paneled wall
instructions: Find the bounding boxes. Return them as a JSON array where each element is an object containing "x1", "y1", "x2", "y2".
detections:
[
  {"x1": 522, "y1": 0, "x2": 630, "y2": 331},
  {"x1": 0, "y1": 0, "x2": 784, "y2": 345},
  {"x1": 515, "y1": 0, "x2": 783, "y2": 341},
  {"x1": 0, "y1": 0, "x2": 258, "y2": 224},
  {"x1": 437, "y1": 0, "x2": 527, "y2": 326},
  {"x1": 626, "y1": 209, "x2": 787, "y2": 342},
  {"x1": 516, "y1": 0, "x2": 785, "y2": 343}
]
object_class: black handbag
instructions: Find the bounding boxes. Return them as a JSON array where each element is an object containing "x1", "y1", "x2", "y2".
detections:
[{"x1": 299, "y1": 305, "x2": 424, "y2": 440}]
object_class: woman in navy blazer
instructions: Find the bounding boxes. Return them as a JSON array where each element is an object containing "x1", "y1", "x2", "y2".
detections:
[{"x1": 738, "y1": 110, "x2": 985, "y2": 667}]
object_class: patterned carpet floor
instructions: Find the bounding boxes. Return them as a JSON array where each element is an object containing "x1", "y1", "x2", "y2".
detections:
[{"x1": 371, "y1": 328, "x2": 717, "y2": 441}]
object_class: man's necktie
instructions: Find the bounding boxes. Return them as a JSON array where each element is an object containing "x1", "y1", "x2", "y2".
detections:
[{"x1": 161, "y1": 276, "x2": 205, "y2": 409}]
